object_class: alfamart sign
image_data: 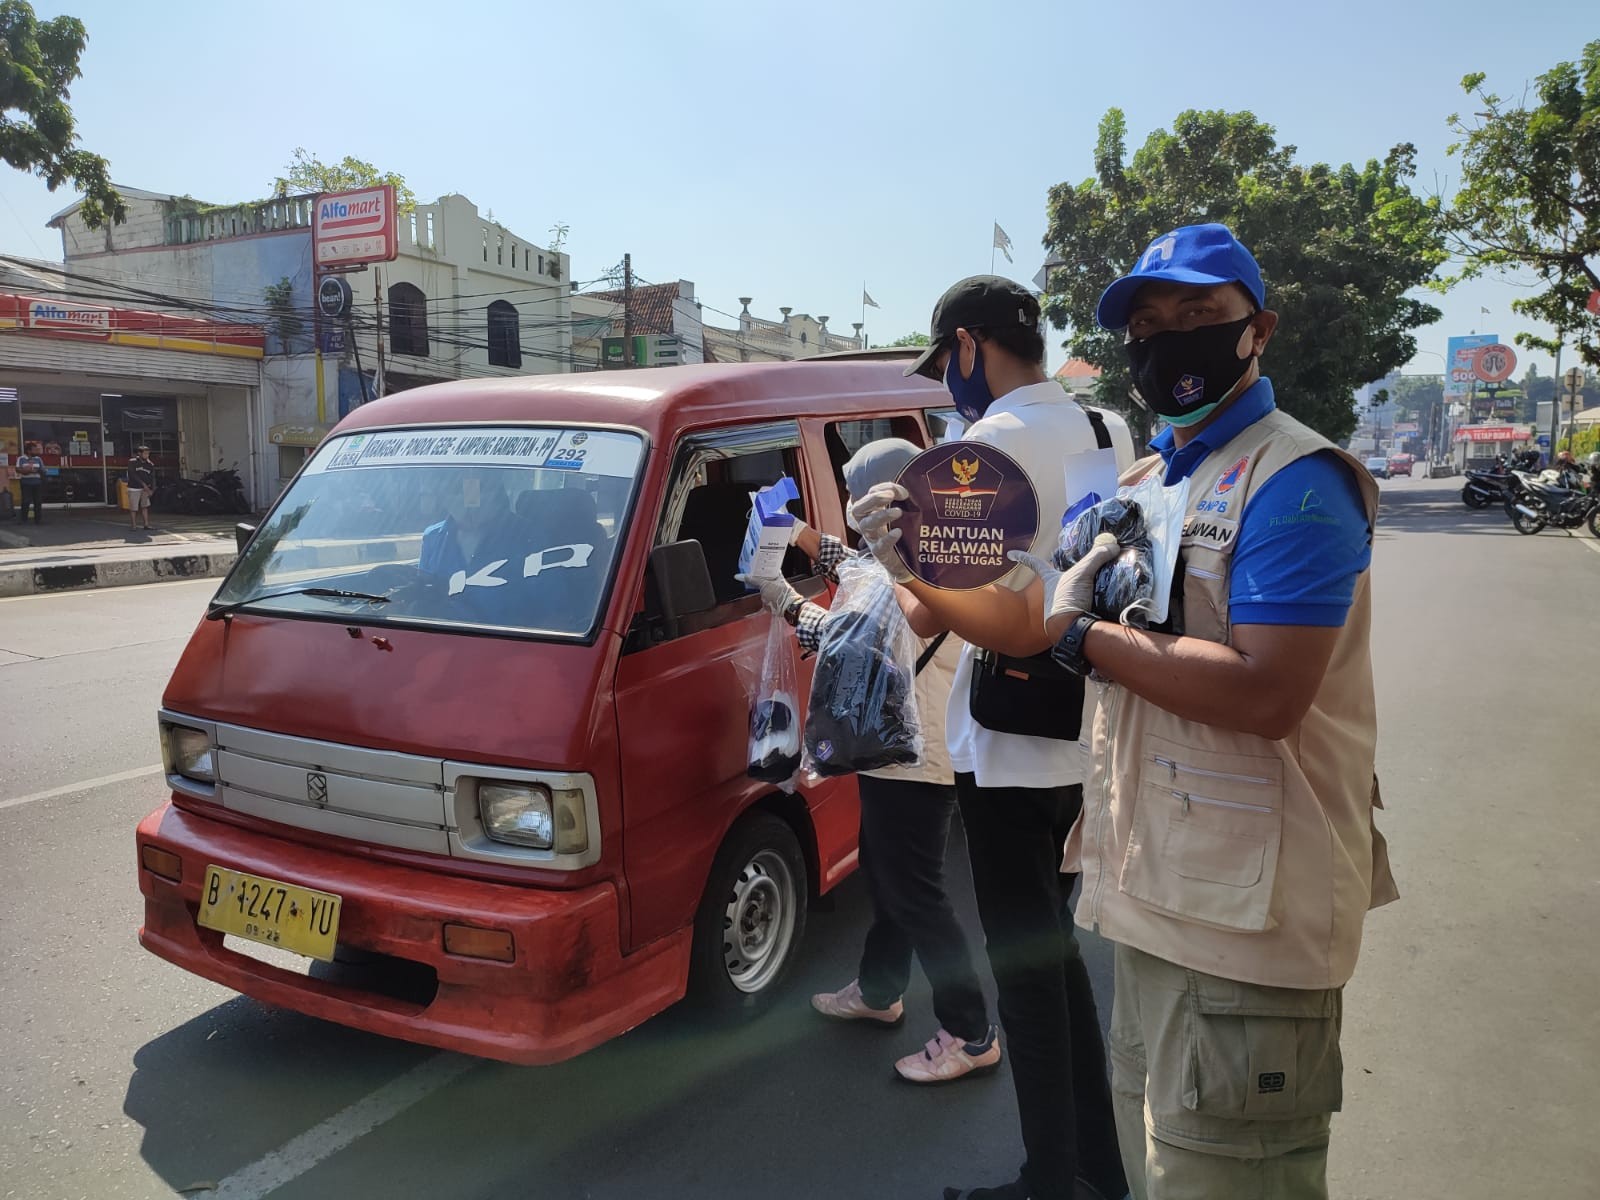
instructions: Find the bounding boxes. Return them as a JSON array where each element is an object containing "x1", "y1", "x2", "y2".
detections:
[
  {"x1": 312, "y1": 185, "x2": 398, "y2": 269},
  {"x1": 25, "y1": 299, "x2": 111, "y2": 331}
]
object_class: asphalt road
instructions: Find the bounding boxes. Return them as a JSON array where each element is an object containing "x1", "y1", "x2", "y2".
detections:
[{"x1": 1, "y1": 475, "x2": 1596, "y2": 1200}]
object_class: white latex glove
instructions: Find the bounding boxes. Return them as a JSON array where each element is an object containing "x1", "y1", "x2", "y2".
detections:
[
  {"x1": 1008, "y1": 533, "x2": 1122, "y2": 633},
  {"x1": 787, "y1": 517, "x2": 809, "y2": 546},
  {"x1": 849, "y1": 483, "x2": 913, "y2": 583},
  {"x1": 736, "y1": 573, "x2": 801, "y2": 614}
]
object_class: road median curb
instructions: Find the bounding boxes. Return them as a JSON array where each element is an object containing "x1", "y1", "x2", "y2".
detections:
[{"x1": 0, "y1": 549, "x2": 236, "y2": 598}]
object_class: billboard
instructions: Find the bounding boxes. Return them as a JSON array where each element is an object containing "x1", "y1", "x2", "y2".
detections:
[
  {"x1": 313, "y1": 186, "x2": 398, "y2": 269},
  {"x1": 602, "y1": 334, "x2": 681, "y2": 368},
  {"x1": 1445, "y1": 333, "x2": 1497, "y2": 399}
]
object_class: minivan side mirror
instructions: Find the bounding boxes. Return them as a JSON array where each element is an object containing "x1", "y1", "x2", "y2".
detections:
[
  {"x1": 234, "y1": 522, "x2": 257, "y2": 552},
  {"x1": 645, "y1": 540, "x2": 716, "y2": 636}
]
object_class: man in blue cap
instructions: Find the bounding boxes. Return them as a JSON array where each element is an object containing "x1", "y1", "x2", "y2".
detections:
[{"x1": 1008, "y1": 224, "x2": 1398, "y2": 1198}]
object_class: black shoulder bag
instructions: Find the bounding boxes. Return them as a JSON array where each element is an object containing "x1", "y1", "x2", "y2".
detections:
[{"x1": 967, "y1": 408, "x2": 1112, "y2": 742}]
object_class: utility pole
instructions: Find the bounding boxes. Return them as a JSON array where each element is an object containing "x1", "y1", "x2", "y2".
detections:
[
  {"x1": 373, "y1": 268, "x2": 387, "y2": 400},
  {"x1": 622, "y1": 253, "x2": 633, "y2": 368},
  {"x1": 1548, "y1": 339, "x2": 1562, "y2": 465}
]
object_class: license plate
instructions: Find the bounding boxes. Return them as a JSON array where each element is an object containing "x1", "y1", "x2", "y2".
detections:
[{"x1": 197, "y1": 865, "x2": 342, "y2": 962}]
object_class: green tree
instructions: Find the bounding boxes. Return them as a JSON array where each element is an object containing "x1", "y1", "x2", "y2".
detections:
[
  {"x1": 1445, "y1": 42, "x2": 1600, "y2": 366},
  {"x1": 273, "y1": 147, "x2": 415, "y2": 213},
  {"x1": 0, "y1": 1, "x2": 121, "y2": 228},
  {"x1": 1393, "y1": 374, "x2": 1444, "y2": 420},
  {"x1": 1042, "y1": 109, "x2": 1447, "y2": 443},
  {"x1": 261, "y1": 276, "x2": 305, "y2": 355},
  {"x1": 1520, "y1": 363, "x2": 1557, "y2": 407},
  {"x1": 883, "y1": 331, "x2": 931, "y2": 348}
]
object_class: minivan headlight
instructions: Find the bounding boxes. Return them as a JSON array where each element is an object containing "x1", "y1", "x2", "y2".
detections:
[
  {"x1": 479, "y1": 782, "x2": 590, "y2": 854},
  {"x1": 163, "y1": 724, "x2": 215, "y2": 783}
]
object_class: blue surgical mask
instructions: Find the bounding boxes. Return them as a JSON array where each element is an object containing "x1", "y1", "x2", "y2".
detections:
[{"x1": 945, "y1": 341, "x2": 996, "y2": 424}]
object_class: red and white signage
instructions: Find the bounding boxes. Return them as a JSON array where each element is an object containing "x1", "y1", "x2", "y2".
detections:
[
  {"x1": 0, "y1": 293, "x2": 264, "y2": 356},
  {"x1": 1587, "y1": 289, "x2": 1600, "y2": 316},
  {"x1": 1453, "y1": 424, "x2": 1528, "y2": 443},
  {"x1": 1470, "y1": 343, "x2": 1517, "y2": 384},
  {"x1": 312, "y1": 185, "x2": 398, "y2": 269},
  {"x1": 25, "y1": 297, "x2": 111, "y2": 334}
]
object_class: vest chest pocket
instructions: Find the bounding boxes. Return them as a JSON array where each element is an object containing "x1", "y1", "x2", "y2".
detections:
[{"x1": 1119, "y1": 735, "x2": 1284, "y2": 932}]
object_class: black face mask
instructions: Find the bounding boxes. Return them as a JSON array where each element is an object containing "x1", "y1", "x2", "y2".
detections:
[{"x1": 1125, "y1": 315, "x2": 1257, "y2": 427}]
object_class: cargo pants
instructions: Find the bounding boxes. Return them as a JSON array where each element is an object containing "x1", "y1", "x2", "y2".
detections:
[{"x1": 1110, "y1": 943, "x2": 1344, "y2": 1200}]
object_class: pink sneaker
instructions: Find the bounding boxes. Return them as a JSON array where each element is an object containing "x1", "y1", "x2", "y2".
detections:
[
  {"x1": 894, "y1": 1025, "x2": 1001, "y2": 1084},
  {"x1": 811, "y1": 979, "x2": 904, "y2": 1025}
]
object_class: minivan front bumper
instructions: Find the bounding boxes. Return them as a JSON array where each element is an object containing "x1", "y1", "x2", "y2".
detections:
[{"x1": 136, "y1": 801, "x2": 690, "y2": 1066}]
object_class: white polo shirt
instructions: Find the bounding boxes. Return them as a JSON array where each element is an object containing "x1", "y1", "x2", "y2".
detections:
[{"x1": 944, "y1": 381, "x2": 1134, "y2": 789}]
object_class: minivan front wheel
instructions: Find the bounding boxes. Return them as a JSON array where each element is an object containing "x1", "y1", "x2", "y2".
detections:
[{"x1": 688, "y1": 811, "x2": 807, "y2": 1016}]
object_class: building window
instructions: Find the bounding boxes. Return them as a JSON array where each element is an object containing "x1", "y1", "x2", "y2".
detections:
[
  {"x1": 487, "y1": 300, "x2": 521, "y2": 368},
  {"x1": 482, "y1": 228, "x2": 488, "y2": 262},
  {"x1": 497, "y1": 234, "x2": 504, "y2": 265},
  {"x1": 425, "y1": 211, "x2": 436, "y2": 250},
  {"x1": 538, "y1": 254, "x2": 545, "y2": 275},
  {"x1": 387, "y1": 282, "x2": 430, "y2": 357}
]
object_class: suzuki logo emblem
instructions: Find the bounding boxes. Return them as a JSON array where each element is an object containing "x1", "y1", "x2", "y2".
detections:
[{"x1": 307, "y1": 772, "x2": 328, "y2": 805}]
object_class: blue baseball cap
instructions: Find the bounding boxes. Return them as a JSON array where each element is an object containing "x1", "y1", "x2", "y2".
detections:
[{"x1": 1096, "y1": 224, "x2": 1265, "y2": 331}]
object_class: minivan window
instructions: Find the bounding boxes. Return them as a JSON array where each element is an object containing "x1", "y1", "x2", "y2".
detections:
[
  {"x1": 654, "y1": 423, "x2": 812, "y2": 617},
  {"x1": 215, "y1": 426, "x2": 645, "y2": 637}
]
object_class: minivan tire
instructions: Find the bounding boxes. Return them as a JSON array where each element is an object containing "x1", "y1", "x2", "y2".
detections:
[{"x1": 687, "y1": 810, "x2": 808, "y2": 1017}]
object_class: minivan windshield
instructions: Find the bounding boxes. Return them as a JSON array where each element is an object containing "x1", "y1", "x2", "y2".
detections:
[{"x1": 214, "y1": 426, "x2": 645, "y2": 637}]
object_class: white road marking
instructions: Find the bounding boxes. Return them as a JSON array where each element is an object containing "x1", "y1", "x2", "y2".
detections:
[
  {"x1": 0, "y1": 764, "x2": 163, "y2": 811},
  {"x1": 1579, "y1": 536, "x2": 1600, "y2": 560},
  {"x1": 206, "y1": 1053, "x2": 477, "y2": 1200}
]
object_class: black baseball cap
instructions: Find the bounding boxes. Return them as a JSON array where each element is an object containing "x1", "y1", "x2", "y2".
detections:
[{"x1": 904, "y1": 275, "x2": 1041, "y2": 380}]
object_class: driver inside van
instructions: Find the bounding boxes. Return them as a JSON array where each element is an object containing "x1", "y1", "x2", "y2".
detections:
[{"x1": 419, "y1": 467, "x2": 522, "y2": 607}]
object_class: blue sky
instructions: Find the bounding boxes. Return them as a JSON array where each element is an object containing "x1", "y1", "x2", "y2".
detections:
[{"x1": 1, "y1": 0, "x2": 1593, "y2": 379}]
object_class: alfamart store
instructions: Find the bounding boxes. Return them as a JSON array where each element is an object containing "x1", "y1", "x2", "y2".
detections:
[{"x1": 0, "y1": 293, "x2": 265, "y2": 510}]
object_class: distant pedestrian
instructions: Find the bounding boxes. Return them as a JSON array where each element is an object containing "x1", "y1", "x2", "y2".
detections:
[
  {"x1": 127, "y1": 445, "x2": 156, "y2": 530},
  {"x1": 16, "y1": 441, "x2": 44, "y2": 524}
]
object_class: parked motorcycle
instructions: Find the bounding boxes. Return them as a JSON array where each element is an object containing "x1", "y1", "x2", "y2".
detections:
[
  {"x1": 150, "y1": 464, "x2": 252, "y2": 516},
  {"x1": 1461, "y1": 466, "x2": 1512, "y2": 509},
  {"x1": 1509, "y1": 471, "x2": 1600, "y2": 536},
  {"x1": 1460, "y1": 449, "x2": 1541, "y2": 510}
]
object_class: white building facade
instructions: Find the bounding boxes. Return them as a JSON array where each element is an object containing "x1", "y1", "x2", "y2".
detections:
[{"x1": 48, "y1": 186, "x2": 569, "y2": 505}]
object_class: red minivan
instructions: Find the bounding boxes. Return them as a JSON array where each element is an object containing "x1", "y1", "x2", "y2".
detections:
[{"x1": 136, "y1": 357, "x2": 955, "y2": 1065}]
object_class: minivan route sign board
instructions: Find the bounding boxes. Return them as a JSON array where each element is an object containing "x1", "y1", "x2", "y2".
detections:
[
  {"x1": 892, "y1": 441, "x2": 1039, "y2": 590},
  {"x1": 313, "y1": 185, "x2": 398, "y2": 269}
]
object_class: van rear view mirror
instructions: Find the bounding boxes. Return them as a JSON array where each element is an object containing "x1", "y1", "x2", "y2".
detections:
[{"x1": 646, "y1": 540, "x2": 716, "y2": 629}]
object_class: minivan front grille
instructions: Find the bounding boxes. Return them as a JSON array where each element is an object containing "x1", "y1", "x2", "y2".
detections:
[{"x1": 211, "y1": 721, "x2": 450, "y2": 854}]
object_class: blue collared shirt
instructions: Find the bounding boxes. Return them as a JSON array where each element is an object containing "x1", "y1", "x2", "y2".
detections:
[{"x1": 1151, "y1": 378, "x2": 1371, "y2": 628}]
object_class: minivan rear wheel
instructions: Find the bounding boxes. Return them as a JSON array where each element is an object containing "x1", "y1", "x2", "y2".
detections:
[{"x1": 687, "y1": 810, "x2": 807, "y2": 1017}]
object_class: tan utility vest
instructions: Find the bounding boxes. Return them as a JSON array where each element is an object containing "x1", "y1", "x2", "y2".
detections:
[{"x1": 1069, "y1": 407, "x2": 1399, "y2": 990}]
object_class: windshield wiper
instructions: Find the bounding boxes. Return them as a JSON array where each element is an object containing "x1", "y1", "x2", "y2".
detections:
[{"x1": 206, "y1": 586, "x2": 391, "y2": 621}]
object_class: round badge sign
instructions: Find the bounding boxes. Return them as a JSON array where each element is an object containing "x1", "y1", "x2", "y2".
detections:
[{"x1": 891, "y1": 441, "x2": 1039, "y2": 590}]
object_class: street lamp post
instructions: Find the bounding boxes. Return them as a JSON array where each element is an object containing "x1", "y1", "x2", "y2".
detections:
[{"x1": 1410, "y1": 350, "x2": 1447, "y2": 472}]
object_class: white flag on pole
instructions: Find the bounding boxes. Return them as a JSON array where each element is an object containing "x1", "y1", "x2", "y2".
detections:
[
  {"x1": 993, "y1": 223, "x2": 1014, "y2": 263},
  {"x1": 863, "y1": 289, "x2": 880, "y2": 309}
]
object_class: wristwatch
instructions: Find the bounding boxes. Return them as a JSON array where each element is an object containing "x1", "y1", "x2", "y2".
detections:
[
  {"x1": 1051, "y1": 612, "x2": 1100, "y2": 676},
  {"x1": 782, "y1": 595, "x2": 806, "y2": 627}
]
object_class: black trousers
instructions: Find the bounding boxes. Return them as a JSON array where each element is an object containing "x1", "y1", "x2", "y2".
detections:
[
  {"x1": 855, "y1": 774, "x2": 989, "y2": 1043},
  {"x1": 18, "y1": 483, "x2": 42, "y2": 523},
  {"x1": 955, "y1": 773, "x2": 1126, "y2": 1200}
]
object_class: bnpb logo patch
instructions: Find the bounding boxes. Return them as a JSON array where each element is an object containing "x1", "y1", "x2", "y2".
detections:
[
  {"x1": 1214, "y1": 455, "x2": 1250, "y2": 496},
  {"x1": 1173, "y1": 374, "x2": 1205, "y2": 405}
]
